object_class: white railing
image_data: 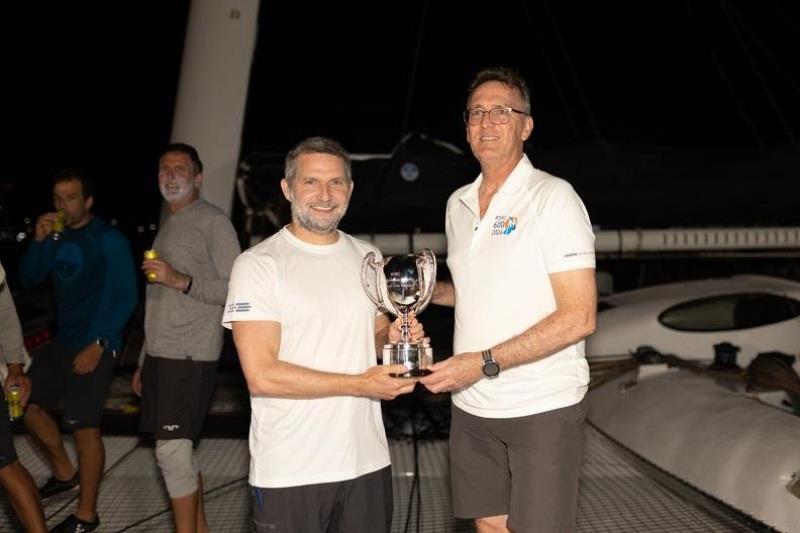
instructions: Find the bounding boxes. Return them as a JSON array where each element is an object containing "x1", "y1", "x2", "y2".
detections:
[{"x1": 353, "y1": 227, "x2": 800, "y2": 256}]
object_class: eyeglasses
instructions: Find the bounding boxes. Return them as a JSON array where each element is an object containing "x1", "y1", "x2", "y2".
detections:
[{"x1": 463, "y1": 107, "x2": 528, "y2": 125}]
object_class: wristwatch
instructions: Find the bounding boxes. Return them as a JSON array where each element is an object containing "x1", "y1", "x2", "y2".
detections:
[
  {"x1": 95, "y1": 337, "x2": 110, "y2": 350},
  {"x1": 481, "y1": 349, "x2": 500, "y2": 378}
]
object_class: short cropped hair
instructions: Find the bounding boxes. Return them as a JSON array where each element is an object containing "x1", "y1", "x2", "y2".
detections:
[
  {"x1": 160, "y1": 142, "x2": 203, "y2": 175},
  {"x1": 53, "y1": 169, "x2": 94, "y2": 199},
  {"x1": 467, "y1": 66, "x2": 531, "y2": 115},
  {"x1": 284, "y1": 136, "x2": 352, "y2": 183}
]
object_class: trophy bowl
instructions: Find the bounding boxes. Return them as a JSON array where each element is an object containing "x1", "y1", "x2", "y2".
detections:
[{"x1": 362, "y1": 249, "x2": 436, "y2": 377}]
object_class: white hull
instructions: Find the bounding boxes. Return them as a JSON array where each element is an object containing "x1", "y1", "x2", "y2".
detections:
[{"x1": 588, "y1": 366, "x2": 800, "y2": 532}]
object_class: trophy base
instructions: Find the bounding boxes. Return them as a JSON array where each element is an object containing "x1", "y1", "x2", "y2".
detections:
[
  {"x1": 390, "y1": 368, "x2": 432, "y2": 378},
  {"x1": 384, "y1": 342, "x2": 433, "y2": 379}
]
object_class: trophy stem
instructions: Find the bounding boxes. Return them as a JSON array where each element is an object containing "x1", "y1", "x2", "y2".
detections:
[{"x1": 400, "y1": 309, "x2": 411, "y2": 343}]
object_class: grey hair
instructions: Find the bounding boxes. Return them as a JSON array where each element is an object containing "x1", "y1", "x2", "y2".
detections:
[
  {"x1": 467, "y1": 66, "x2": 531, "y2": 115},
  {"x1": 284, "y1": 136, "x2": 352, "y2": 182}
]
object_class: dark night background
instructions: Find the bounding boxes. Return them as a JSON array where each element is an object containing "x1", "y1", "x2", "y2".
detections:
[{"x1": 3, "y1": 1, "x2": 800, "y2": 276}]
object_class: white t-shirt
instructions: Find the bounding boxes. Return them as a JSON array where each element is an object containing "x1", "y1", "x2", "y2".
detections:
[
  {"x1": 446, "y1": 155, "x2": 596, "y2": 418},
  {"x1": 222, "y1": 228, "x2": 390, "y2": 488}
]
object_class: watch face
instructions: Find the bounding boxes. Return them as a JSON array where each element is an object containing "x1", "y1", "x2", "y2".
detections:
[{"x1": 483, "y1": 361, "x2": 500, "y2": 377}]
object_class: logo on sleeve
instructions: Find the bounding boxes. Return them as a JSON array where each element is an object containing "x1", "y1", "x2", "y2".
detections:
[
  {"x1": 227, "y1": 302, "x2": 252, "y2": 313},
  {"x1": 491, "y1": 216, "x2": 518, "y2": 236}
]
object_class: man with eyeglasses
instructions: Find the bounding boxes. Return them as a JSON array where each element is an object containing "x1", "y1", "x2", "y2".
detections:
[
  {"x1": 421, "y1": 66, "x2": 597, "y2": 532},
  {"x1": 132, "y1": 143, "x2": 240, "y2": 533}
]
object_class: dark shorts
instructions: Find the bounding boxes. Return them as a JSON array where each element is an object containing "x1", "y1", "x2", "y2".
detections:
[
  {"x1": 250, "y1": 466, "x2": 393, "y2": 533},
  {"x1": 0, "y1": 383, "x2": 18, "y2": 468},
  {"x1": 139, "y1": 355, "x2": 217, "y2": 440},
  {"x1": 27, "y1": 341, "x2": 116, "y2": 430},
  {"x1": 450, "y1": 399, "x2": 587, "y2": 532}
]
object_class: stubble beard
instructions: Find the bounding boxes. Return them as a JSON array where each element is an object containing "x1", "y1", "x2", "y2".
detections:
[
  {"x1": 292, "y1": 202, "x2": 347, "y2": 234},
  {"x1": 159, "y1": 180, "x2": 195, "y2": 204}
]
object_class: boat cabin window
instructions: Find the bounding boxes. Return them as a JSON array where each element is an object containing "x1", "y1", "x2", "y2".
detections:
[{"x1": 658, "y1": 293, "x2": 800, "y2": 332}]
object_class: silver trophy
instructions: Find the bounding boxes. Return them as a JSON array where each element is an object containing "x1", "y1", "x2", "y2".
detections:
[{"x1": 361, "y1": 249, "x2": 437, "y2": 377}]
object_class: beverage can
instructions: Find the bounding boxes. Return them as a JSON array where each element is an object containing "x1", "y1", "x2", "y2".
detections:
[
  {"x1": 6, "y1": 385, "x2": 23, "y2": 421},
  {"x1": 144, "y1": 249, "x2": 158, "y2": 281},
  {"x1": 50, "y1": 210, "x2": 66, "y2": 241}
]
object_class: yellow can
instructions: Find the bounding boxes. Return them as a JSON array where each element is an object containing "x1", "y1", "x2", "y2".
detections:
[
  {"x1": 144, "y1": 249, "x2": 158, "y2": 281},
  {"x1": 6, "y1": 386, "x2": 22, "y2": 421},
  {"x1": 50, "y1": 210, "x2": 66, "y2": 241}
]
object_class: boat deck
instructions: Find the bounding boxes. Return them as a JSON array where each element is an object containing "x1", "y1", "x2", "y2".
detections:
[{"x1": 1, "y1": 392, "x2": 771, "y2": 532}]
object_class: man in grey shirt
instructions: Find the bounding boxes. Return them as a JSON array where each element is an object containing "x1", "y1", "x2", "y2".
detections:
[
  {"x1": 132, "y1": 143, "x2": 240, "y2": 533},
  {"x1": 0, "y1": 261, "x2": 47, "y2": 532}
]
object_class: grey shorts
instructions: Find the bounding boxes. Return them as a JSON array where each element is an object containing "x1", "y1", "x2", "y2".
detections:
[
  {"x1": 450, "y1": 399, "x2": 587, "y2": 532},
  {"x1": 250, "y1": 466, "x2": 392, "y2": 533}
]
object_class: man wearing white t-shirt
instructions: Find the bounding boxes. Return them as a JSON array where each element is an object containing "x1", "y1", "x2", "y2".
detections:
[
  {"x1": 421, "y1": 67, "x2": 597, "y2": 533},
  {"x1": 223, "y1": 137, "x2": 422, "y2": 533}
]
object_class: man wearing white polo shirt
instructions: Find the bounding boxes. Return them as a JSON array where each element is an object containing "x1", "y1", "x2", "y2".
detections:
[{"x1": 421, "y1": 66, "x2": 597, "y2": 533}]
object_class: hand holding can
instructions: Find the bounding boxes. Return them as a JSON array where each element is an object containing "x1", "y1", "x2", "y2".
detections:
[
  {"x1": 6, "y1": 385, "x2": 23, "y2": 421},
  {"x1": 50, "y1": 210, "x2": 66, "y2": 241},
  {"x1": 144, "y1": 249, "x2": 158, "y2": 281}
]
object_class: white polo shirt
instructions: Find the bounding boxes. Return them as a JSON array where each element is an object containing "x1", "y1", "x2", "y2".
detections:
[{"x1": 446, "y1": 155, "x2": 595, "y2": 418}]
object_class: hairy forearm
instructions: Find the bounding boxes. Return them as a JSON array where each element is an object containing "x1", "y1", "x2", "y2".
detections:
[{"x1": 492, "y1": 307, "x2": 596, "y2": 371}]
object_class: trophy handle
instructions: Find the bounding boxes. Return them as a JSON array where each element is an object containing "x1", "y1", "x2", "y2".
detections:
[
  {"x1": 414, "y1": 249, "x2": 437, "y2": 315},
  {"x1": 361, "y1": 252, "x2": 388, "y2": 311}
]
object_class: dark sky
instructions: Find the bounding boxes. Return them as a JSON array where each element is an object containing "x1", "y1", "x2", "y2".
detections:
[
  {"x1": 3, "y1": 1, "x2": 800, "y2": 240},
  {"x1": 243, "y1": 1, "x2": 800, "y2": 153}
]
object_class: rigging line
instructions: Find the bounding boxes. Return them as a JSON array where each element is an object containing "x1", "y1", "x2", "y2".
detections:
[
  {"x1": 542, "y1": 0, "x2": 601, "y2": 139},
  {"x1": 520, "y1": 0, "x2": 579, "y2": 141},
  {"x1": 399, "y1": 0, "x2": 431, "y2": 144},
  {"x1": 401, "y1": 391, "x2": 424, "y2": 533},
  {"x1": 683, "y1": 0, "x2": 763, "y2": 148},
  {"x1": 727, "y1": 2, "x2": 800, "y2": 97},
  {"x1": 721, "y1": 0, "x2": 795, "y2": 141},
  {"x1": 771, "y1": 0, "x2": 800, "y2": 36}
]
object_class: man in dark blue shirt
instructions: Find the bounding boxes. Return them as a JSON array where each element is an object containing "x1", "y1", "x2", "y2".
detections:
[{"x1": 19, "y1": 169, "x2": 137, "y2": 533}]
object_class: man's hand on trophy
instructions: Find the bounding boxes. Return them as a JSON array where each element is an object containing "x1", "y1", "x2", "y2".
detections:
[
  {"x1": 388, "y1": 313, "x2": 429, "y2": 344},
  {"x1": 420, "y1": 352, "x2": 483, "y2": 394},
  {"x1": 359, "y1": 365, "x2": 418, "y2": 400}
]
